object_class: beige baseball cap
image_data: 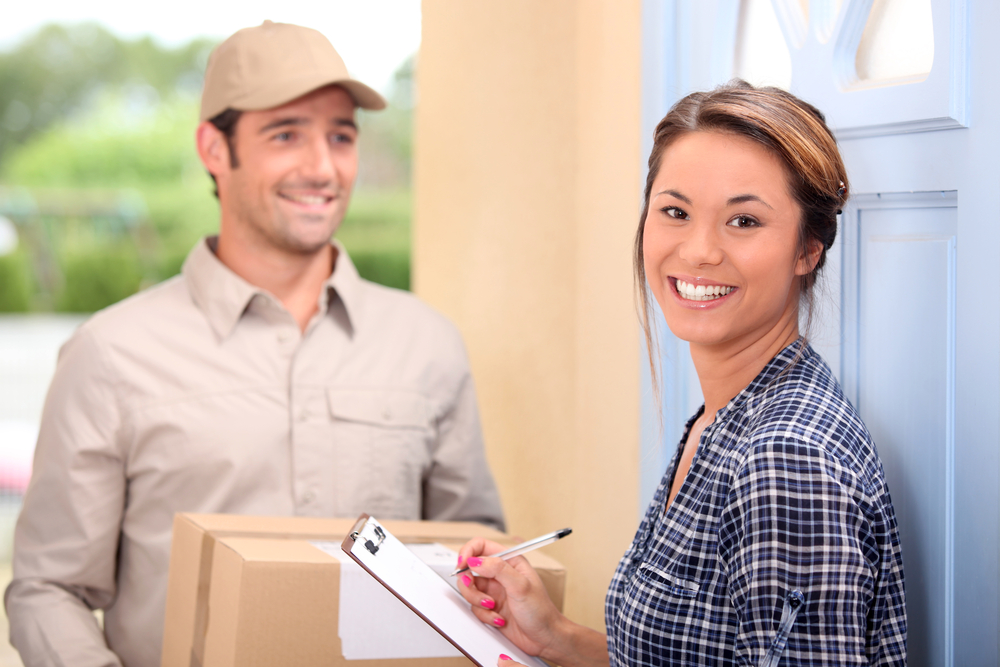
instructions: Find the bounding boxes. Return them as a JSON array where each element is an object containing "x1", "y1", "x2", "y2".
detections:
[{"x1": 200, "y1": 20, "x2": 387, "y2": 122}]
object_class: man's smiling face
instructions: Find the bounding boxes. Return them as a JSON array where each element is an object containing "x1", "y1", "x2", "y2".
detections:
[{"x1": 218, "y1": 85, "x2": 359, "y2": 256}]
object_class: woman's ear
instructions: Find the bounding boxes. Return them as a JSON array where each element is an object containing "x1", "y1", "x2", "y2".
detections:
[{"x1": 795, "y1": 238, "x2": 823, "y2": 277}]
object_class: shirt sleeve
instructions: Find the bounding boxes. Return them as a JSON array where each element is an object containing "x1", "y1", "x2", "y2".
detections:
[
  {"x1": 421, "y1": 362, "x2": 505, "y2": 531},
  {"x1": 718, "y1": 436, "x2": 878, "y2": 667},
  {"x1": 5, "y1": 327, "x2": 126, "y2": 667}
]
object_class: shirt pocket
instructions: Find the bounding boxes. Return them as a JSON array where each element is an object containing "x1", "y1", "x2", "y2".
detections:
[
  {"x1": 326, "y1": 388, "x2": 435, "y2": 519},
  {"x1": 635, "y1": 561, "x2": 701, "y2": 599},
  {"x1": 612, "y1": 559, "x2": 702, "y2": 649}
]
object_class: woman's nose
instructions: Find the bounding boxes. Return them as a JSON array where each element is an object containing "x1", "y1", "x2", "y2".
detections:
[{"x1": 678, "y1": 222, "x2": 724, "y2": 266}]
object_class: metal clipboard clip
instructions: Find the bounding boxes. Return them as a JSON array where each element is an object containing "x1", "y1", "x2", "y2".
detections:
[{"x1": 349, "y1": 523, "x2": 387, "y2": 555}]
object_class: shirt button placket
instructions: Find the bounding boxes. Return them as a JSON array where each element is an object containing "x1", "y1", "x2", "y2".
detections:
[{"x1": 287, "y1": 326, "x2": 311, "y2": 513}]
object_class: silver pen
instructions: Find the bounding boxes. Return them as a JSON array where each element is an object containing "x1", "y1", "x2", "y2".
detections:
[{"x1": 451, "y1": 527, "x2": 572, "y2": 576}]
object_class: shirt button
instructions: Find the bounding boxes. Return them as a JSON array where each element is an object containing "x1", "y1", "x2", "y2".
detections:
[
  {"x1": 382, "y1": 408, "x2": 392, "y2": 422},
  {"x1": 277, "y1": 331, "x2": 293, "y2": 344},
  {"x1": 302, "y1": 490, "x2": 316, "y2": 504}
]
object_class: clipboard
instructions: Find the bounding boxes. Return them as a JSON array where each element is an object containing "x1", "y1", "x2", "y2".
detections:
[{"x1": 341, "y1": 514, "x2": 548, "y2": 667}]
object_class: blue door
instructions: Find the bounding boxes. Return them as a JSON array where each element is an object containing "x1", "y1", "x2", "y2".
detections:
[{"x1": 641, "y1": 1, "x2": 998, "y2": 664}]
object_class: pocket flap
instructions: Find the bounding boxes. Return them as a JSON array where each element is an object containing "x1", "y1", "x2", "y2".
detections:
[
  {"x1": 637, "y1": 562, "x2": 700, "y2": 596},
  {"x1": 326, "y1": 389, "x2": 432, "y2": 429}
]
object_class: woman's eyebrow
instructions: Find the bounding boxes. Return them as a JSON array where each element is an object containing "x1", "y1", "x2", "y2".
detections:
[
  {"x1": 655, "y1": 189, "x2": 691, "y2": 204},
  {"x1": 727, "y1": 193, "x2": 773, "y2": 209}
]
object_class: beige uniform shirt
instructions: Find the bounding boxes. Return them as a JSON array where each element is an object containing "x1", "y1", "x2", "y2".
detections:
[{"x1": 6, "y1": 238, "x2": 504, "y2": 667}]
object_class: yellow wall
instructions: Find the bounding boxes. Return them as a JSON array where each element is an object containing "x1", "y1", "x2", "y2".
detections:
[{"x1": 415, "y1": 1, "x2": 643, "y2": 630}]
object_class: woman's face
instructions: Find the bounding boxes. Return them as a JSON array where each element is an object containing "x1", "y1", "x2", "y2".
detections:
[{"x1": 643, "y1": 130, "x2": 818, "y2": 349}]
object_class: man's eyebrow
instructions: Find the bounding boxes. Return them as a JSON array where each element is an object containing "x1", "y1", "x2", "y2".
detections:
[
  {"x1": 727, "y1": 193, "x2": 773, "y2": 209},
  {"x1": 258, "y1": 117, "x2": 358, "y2": 133},
  {"x1": 655, "y1": 189, "x2": 692, "y2": 204},
  {"x1": 259, "y1": 118, "x2": 306, "y2": 134}
]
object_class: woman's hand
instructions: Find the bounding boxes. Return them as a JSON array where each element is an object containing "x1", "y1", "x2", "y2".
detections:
[{"x1": 455, "y1": 538, "x2": 568, "y2": 658}]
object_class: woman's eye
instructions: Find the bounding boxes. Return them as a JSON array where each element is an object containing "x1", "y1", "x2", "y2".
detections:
[
  {"x1": 663, "y1": 207, "x2": 688, "y2": 220},
  {"x1": 727, "y1": 215, "x2": 759, "y2": 228}
]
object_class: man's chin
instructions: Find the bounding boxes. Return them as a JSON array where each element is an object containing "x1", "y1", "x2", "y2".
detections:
[
  {"x1": 277, "y1": 221, "x2": 341, "y2": 256},
  {"x1": 281, "y1": 237, "x2": 335, "y2": 256}
]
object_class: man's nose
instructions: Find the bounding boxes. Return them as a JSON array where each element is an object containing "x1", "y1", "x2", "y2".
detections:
[
  {"x1": 301, "y1": 138, "x2": 337, "y2": 183},
  {"x1": 678, "y1": 222, "x2": 724, "y2": 266}
]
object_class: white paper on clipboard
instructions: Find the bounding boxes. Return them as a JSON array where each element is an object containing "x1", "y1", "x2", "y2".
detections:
[{"x1": 341, "y1": 515, "x2": 548, "y2": 667}]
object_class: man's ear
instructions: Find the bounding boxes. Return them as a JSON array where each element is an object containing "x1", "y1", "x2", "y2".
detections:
[
  {"x1": 196, "y1": 121, "x2": 230, "y2": 178},
  {"x1": 795, "y1": 237, "x2": 823, "y2": 276}
]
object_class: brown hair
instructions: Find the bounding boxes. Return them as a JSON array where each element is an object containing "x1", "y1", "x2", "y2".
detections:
[{"x1": 635, "y1": 79, "x2": 848, "y2": 387}]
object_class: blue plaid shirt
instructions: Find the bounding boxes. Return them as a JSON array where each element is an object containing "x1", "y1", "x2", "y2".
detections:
[{"x1": 606, "y1": 341, "x2": 906, "y2": 666}]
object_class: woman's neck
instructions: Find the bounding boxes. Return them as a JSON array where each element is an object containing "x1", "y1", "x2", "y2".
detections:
[{"x1": 690, "y1": 313, "x2": 801, "y2": 419}]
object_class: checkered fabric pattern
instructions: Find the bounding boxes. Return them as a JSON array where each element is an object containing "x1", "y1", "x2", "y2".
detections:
[{"x1": 606, "y1": 341, "x2": 907, "y2": 666}]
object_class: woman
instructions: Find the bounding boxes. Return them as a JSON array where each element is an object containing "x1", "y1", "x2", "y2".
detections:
[{"x1": 457, "y1": 81, "x2": 906, "y2": 666}]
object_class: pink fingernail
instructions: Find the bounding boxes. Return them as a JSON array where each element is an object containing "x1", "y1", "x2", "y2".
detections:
[
  {"x1": 457, "y1": 554, "x2": 464, "y2": 566},
  {"x1": 499, "y1": 655, "x2": 512, "y2": 661},
  {"x1": 493, "y1": 617, "x2": 506, "y2": 627},
  {"x1": 467, "y1": 557, "x2": 483, "y2": 567},
  {"x1": 481, "y1": 598, "x2": 495, "y2": 609},
  {"x1": 461, "y1": 575, "x2": 472, "y2": 587}
]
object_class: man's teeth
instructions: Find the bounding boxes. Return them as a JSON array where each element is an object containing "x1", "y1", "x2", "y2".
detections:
[
  {"x1": 283, "y1": 194, "x2": 329, "y2": 205},
  {"x1": 676, "y1": 279, "x2": 734, "y2": 301}
]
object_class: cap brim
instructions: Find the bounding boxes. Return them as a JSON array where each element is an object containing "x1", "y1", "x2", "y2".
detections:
[{"x1": 202, "y1": 74, "x2": 386, "y2": 121}]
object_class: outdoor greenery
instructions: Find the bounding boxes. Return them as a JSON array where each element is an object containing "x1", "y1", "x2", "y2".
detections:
[{"x1": 0, "y1": 24, "x2": 413, "y2": 313}]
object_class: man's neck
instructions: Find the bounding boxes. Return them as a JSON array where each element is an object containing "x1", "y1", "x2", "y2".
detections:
[{"x1": 215, "y1": 233, "x2": 335, "y2": 332}]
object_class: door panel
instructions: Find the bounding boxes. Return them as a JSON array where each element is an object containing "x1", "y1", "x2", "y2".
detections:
[{"x1": 846, "y1": 193, "x2": 957, "y2": 667}]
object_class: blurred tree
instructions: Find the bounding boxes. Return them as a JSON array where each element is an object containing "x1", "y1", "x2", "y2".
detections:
[
  {"x1": 0, "y1": 23, "x2": 212, "y2": 165},
  {"x1": 357, "y1": 54, "x2": 414, "y2": 189}
]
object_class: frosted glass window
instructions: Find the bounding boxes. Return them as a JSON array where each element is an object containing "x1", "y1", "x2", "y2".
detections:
[
  {"x1": 814, "y1": 0, "x2": 844, "y2": 43},
  {"x1": 734, "y1": 0, "x2": 793, "y2": 90},
  {"x1": 856, "y1": 0, "x2": 934, "y2": 83}
]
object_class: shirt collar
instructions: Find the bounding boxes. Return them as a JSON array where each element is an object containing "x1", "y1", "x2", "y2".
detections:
[
  {"x1": 714, "y1": 338, "x2": 811, "y2": 423},
  {"x1": 327, "y1": 239, "x2": 363, "y2": 332},
  {"x1": 182, "y1": 236, "x2": 364, "y2": 340}
]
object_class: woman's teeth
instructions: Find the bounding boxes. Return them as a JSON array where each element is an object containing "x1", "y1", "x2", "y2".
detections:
[{"x1": 676, "y1": 279, "x2": 734, "y2": 301}]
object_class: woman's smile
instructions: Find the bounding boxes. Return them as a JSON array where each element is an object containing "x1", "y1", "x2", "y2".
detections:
[{"x1": 671, "y1": 277, "x2": 737, "y2": 303}]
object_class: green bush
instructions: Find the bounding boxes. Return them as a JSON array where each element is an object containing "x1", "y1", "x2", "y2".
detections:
[
  {"x1": 0, "y1": 250, "x2": 32, "y2": 311},
  {"x1": 56, "y1": 244, "x2": 143, "y2": 313},
  {"x1": 338, "y1": 189, "x2": 411, "y2": 290},
  {"x1": 349, "y1": 249, "x2": 410, "y2": 291}
]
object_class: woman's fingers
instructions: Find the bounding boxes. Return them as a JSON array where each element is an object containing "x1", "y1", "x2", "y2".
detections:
[
  {"x1": 455, "y1": 537, "x2": 564, "y2": 657},
  {"x1": 457, "y1": 538, "x2": 509, "y2": 566},
  {"x1": 467, "y1": 554, "x2": 536, "y2": 600},
  {"x1": 497, "y1": 655, "x2": 525, "y2": 667}
]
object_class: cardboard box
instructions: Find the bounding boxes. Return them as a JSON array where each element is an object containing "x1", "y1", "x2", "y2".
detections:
[{"x1": 161, "y1": 514, "x2": 566, "y2": 667}]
